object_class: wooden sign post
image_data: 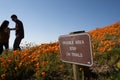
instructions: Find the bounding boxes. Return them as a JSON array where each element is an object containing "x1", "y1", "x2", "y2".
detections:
[{"x1": 59, "y1": 31, "x2": 93, "y2": 80}]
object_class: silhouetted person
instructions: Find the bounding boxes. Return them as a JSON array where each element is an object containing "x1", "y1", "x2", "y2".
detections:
[
  {"x1": 10, "y1": 14, "x2": 24, "y2": 50},
  {"x1": 0, "y1": 20, "x2": 10, "y2": 54}
]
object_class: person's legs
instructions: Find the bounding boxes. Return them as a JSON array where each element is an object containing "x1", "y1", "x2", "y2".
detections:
[
  {"x1": 4, "y1": 42, "x2": 9, "y2": 50},
  {"x1": 0, "y1": 43, "x2": 3, "y2": 54},
  {"x1": 13, "y1": 37, "x2": 22, "y2": 50},
  {"x1": 3, "y1": 43, "x2": 9, "y2": 54}
]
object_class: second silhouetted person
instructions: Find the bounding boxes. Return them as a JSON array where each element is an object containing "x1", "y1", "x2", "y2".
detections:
[{"x1": 10, "y1": 14, "x2": 24, "y2": 50}]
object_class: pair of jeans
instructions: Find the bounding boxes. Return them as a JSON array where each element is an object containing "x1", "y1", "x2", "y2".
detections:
[
  {"x1": 13, "y1": 37, "x2": 23, "y2": 50},
  {"x1": 0, "y1": 42, "x2": 9, "y2": 54}
]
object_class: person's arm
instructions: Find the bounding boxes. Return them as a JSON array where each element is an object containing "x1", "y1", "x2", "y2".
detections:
[
  {"x1": 4, "y1": 28, "x2": 10, "y2": 34},
  {"x1": 9, "y1": 28, "x2": 16, "y2": 30},
  {"x1": 10, "y1": 24, "x2": 19, "y2": 30}
]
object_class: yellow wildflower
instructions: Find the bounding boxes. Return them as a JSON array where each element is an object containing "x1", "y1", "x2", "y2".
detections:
[{"x1": 116, "y1": 61, "x2": 120, "y2": 69}]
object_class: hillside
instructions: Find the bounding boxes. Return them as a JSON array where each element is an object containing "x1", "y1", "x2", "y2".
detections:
[
  {"x1": 0, "y1": 21, "x2": 120, "y2": 80},
  {"x1": 89, "y1": 21, "x2": 120, "y2": 55},
  {"x1": 88, "y1": 21, "x2": 120, "y2": 79},
  {"x1": 32, "y1": 21, "x2": 120, "y2": 79}
]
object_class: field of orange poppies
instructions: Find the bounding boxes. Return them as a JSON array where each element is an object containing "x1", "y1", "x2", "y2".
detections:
[{"x1": 0, "y1": 22, "x2": 120, "y2": 80}]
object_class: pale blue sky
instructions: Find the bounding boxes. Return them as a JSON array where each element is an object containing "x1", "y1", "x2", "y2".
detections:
[{"x1": 0, "y1": 0, "x2": 120, "y2": 47}]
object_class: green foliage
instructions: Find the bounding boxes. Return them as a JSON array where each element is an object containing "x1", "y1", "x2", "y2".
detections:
[
  {"x1": 0, "y1": 46, "x2": 120, "y2": 80},
  {"x1": 34, "y1": 52, "x2": 73, "y2": 80},
  {"x1": 90, "y1": 48, "x2": 120, "y2": 80}
]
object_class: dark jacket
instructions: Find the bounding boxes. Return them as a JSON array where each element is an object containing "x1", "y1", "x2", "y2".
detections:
[
  {"x1": 15, "y1": 20, "x2": 24, "y2": 38},
  {"x1": 0, "y1": 28, "x2": 10, "y2": 43}
]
